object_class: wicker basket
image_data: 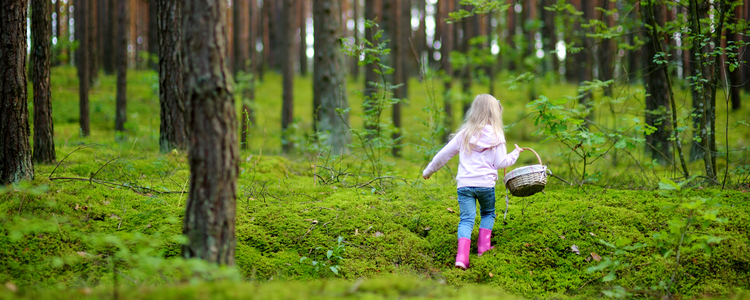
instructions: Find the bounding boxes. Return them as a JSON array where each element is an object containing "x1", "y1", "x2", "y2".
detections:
[{"x1": 502, "y1": 148, "x2": 547, "y2": 197}]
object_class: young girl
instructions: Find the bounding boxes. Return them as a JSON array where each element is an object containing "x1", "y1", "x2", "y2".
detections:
[{"x1": 422, "y1": 94, "x2": 522, "y2": 269}]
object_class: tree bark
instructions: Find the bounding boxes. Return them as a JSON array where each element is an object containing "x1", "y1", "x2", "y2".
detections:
[
  {"x1": 392, "y1": 0, "x2": 404, "y2": 157},
  {"x1": 281, "y1": 0, "x2": 296, "y2": 153},
  {"x1": 299, "y1": 0, "x2": 308, "y2": 76},
  {"x1": 32, "y1": 0, "x2": 56, "y2": 164},
  {"x1": 115, "y1": 0, "x2": 128, "y2": 133},
  {"x1": 351, "y1": 0, "x2": 360, "y2": 78},
  {"x1": 313, "y1": 0, "x2": 350, "y2": 154},
  {"x1": 101, "y1": 0, "x2": 114, "y2": 74},
  {"x1": 727, "y1": 3, "x2": 741, "y2": 110},
  {"x1": 149, "y1": 0, "x2": 158, "y2": 69},
  {"x1": 77, "y1": 0, "x2": 90, "y2": 136},
  {"x1": 158, "y1": 0, "x2": 187, "y2": 152},
  {"x1": 441, "y1": 0, "x2": 454, "y2": 142},
  {"x1": 182, "y1": 0, "x2": 238, "y2": 265},
  {"x1": 363, "y1": 0, "x2": 378, "y2": 137},
  {"x1": 577, "y1": 0, "x2": 593, "y2": 127},
  {"x1": 1, "y1": 0, "x2": 34, "y2": 184},
  {"x1": 233, "y1": 0, "x2": 249, "y2": 76},
  {"x1": 88, "y1": 0, "x2": 98, "y2": 84},
  {"x1": 540, "y1": 0, "x2": 558, "y2": 75},
  {"x1": 460, "y1": 4, "x2": 474, "y2": 116},
  {"x1": 641, "y1": 0, "x2": 672, "y2": 164}
]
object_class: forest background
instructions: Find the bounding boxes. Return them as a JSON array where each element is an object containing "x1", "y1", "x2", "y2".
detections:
[{"x1": 1, "y1": 0, "x2": 750, "y2": 299}]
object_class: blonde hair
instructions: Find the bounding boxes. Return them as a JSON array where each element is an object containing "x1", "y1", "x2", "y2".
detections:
[{"x1": 455, "y1": 94, "x2": 505, "y2": 153}]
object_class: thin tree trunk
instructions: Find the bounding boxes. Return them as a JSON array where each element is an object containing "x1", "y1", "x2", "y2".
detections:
[
  {"x1": 460, "y1": 5, "x2": 473, "y2": 116},
  {"x1": 641, "y1": 0, "x2": 672, "y2": 164},
  {"x1": 32, "y1": 0, "x2": 56, "y2": 164},
  {"x1": 182, "y1": 0, "x2": 238, "y2": 265},
  {"x1": 260, "y1": 0, "x2": 270, "y2": 79},
  {"x1": 158, "y1": 0, "x2": 187, "y2": 152},
  {"x1": 77, "y1": 0, "x2": 90, "y2": 136},
  {"x1": 577, "y1": 0, "x2": 593, "y2": 127},
  {"x1": 56, "y1": 0, "x2": 62, "y2": 43},
  {"x1": 727, "y1": 3, "x2": 741, "y2": 110},
  {"x1": 102, "y1": 0, "x2": 114, "y2": 74},
  {"x1": 281, "y1": 0, "x2": 296, "y2": 153},
  {"x1": 441, "y1": 0, "x2": 453, "y2": 142},
  {"x1": 1, "y1": 0, "x2": 34, "y2": 185},
  {"x1": 299, "y1": 0, "x2": 308, "y2": 76},
  {"x1": 116, "y1": 0, "x2": 129, "y2": 133},
  {"x1": 88, "y1": 0, "x2": 98, "y2": 84},
  {"x1": 149, "y1": 0, "x2": 158, "y2": 69},
  {"x1": 392, "y1": 0, "x2": 404, "y2": 157},
  {"x1": 363, "y1": 0, "x2": 378, "y2": 137},
  {"x1": 314, "y1": 0, "x2": 350, "y2": 154},
  {"x1": 351, "y1": 0, "x2": 360, "y2": 78},
  {"x1": 233, "y1": 0, "x2": 249, "y2": 75}
]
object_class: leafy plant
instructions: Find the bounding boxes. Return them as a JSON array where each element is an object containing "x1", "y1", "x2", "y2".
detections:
[{"x1": 300, "y1": 236, "x2": 346, "y2": 277}]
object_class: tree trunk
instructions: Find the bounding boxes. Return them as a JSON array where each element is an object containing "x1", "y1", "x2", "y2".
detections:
[
  {"x1": 260, "y1": 0, "x2": 270, "y2": 79},
  {"x1": 115, "y1": 0, "x2": 128, "y2": 133},
  {"x1": 597, "y1": 0, "x2": 614, "y2": 97},
  {"x1": 55, "y1": 0, "x2": 63, "y2": 44},
  {"x1": 88, "y1": 0, "x2": 98, "y2": 84},
  {"x1": 233, "y1": 0, "x2": 249, "y2": 76},
  {"x1": 1, "y1": 0, "x2": 34, "y2": 185},
  {"x1": 350, "y1": 0, "x2": 360, "y2": 78},
  {"x1": 281, "y1": 0, "x2": 296, "y2": 153},
  {"x1": 101, "y1": 0, "x2": 114, "y2": 74},
  {"x1": 77, "y1": 0, "x2": 90, "y2": 136},
  {"x1": 149, "y1": 0, "x2": 158, "y2": 69},
  {"x1": 641, "y1": 0, "x2": 672, "y2": 164},
  {"x1": 363, "y1": 0, "x2": 378, "y2": 137},
  {"x1": 727, "y1": 3, "x2": 741, "y2": 110},
  {"x1": 182, "y1": 0, "x2": 238, "y2": 265},
  {"x1": 460, "y1": 5, "x2": 474, "y2": 116},
  {"x1": 158, "y1": 0, "x2": 187, "y2": 152},
  {"x1": 313, "y1": 0, "x2": 350, "y2": 154},
  {"x1": 299, "y1": 0, "x2": 308, "y2": 76},
  {"x1": 441, "y1": 0, "x2": 454, "y2": 142},
  {"x1": 541, "y1": 0, "x2": 558, "y2": 75},
  {"x1": 392, "y1": 0, "x2": 404, "y2": 157},
  {"x1": 32, "y1": 0, "x2": 56, "y2": 164},
  {"x1": 577, "y1": 0, "x2": 593, "y2": 127}
]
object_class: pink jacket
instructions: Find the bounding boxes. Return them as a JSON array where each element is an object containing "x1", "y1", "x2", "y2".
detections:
[{"x1": 422, "y1": 125, "x2": 520, "y2": 188}]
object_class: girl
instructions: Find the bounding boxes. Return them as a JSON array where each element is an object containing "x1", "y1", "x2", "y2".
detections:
[{"x1": 422, "y1": 94, "x2": 522, "y2": 269}]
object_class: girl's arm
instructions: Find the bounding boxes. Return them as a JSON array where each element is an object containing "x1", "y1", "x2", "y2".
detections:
[
  {"x1": 422, "y1": 137, "x2": 460, "y2": 179},
  {"x1": 493, "y1": 143, "x2": 521, "y2": 170}
]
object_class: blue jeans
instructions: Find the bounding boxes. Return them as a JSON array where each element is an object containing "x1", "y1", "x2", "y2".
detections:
[{"x1": 456, "y1": 187, "x2": 496, "y2": 239}]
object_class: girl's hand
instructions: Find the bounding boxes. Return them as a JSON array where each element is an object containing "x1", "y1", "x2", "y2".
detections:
[{"x1": 515, "y1": 144, "x2": 524, "y2": 153}]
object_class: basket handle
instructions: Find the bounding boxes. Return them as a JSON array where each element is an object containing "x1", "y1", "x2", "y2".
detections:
[{"x1": 503, "y1": 148, "x2": 543, "y2": 176}]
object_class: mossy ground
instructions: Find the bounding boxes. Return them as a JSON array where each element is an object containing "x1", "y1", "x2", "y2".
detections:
[{"x1": 2, "y1": 67, "x2": 750, "y2": 299}]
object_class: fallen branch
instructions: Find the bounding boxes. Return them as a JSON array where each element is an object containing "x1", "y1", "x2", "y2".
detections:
[{"x1": 49, "y1": 177, "x2": 186, "y2": 195}]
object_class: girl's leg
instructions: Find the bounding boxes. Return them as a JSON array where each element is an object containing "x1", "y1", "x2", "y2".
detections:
[
  {"x1": 456, "y1": 187, "x2": 477, "y2": 239},
  {"x1": 476, "y1": 187, "x2": 496, "y2": 230},
  {"x1": 476, "y1": 187, "x2": 496, "y2": 256}
]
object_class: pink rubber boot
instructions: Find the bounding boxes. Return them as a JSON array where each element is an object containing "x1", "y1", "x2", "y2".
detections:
[
  {"x1": 455, "y1": 237, "x2": 471, "y2": 269},
  {"x1": 477, "y1": 228, "x2": 495, "y2": 257}
]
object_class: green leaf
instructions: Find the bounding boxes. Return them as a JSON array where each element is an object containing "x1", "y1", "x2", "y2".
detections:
[
  {"x1": 602, "y1": 272, "x2": 617, "y2": 282},
  {"x1": 615, "y1": 237, "x2": 632, "y2": 248},
  {"x1": 658, "y1": 178, "x2": 679, "y2": 191},
  {"x1": 327, "y1": 250, "x2": 333, "y2": 259},
  {"x1": 330, "y1": 266, "x2": 339, "y2": 274}
]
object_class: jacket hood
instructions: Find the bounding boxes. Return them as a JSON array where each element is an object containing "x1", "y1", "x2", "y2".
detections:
[{"x1": 467, "y1": 125, "x2": 503, "y2": 150}]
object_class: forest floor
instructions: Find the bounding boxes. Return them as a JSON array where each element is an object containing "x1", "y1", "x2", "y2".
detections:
[{"x1": 1, "y1": 67, "x2": 750, "y2": 299}]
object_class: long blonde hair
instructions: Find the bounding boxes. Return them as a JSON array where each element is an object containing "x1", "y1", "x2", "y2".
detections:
[{"x1": 455, "y1": 94, "x2": 505, "y2": 152}]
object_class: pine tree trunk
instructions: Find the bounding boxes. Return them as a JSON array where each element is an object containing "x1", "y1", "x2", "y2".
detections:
[
  {"x1": 148, "y1": 0, "x2": 158, "y2": 69},
  {"x1": 392, "y1": 0, "x2": 404, "y2": 157},
  {"x1": 541, "y1": 0, "x2": 558, "y2": 75},
  {"x1": 577, "y1": 0, "x2": 593, "y2": 127},
  {"x1": 32, "y1": 0, "x2": 56, "y2": 164},
  {"x1": 182, "y1": 0, "x2": 238, "y2": 265},
  {"x1": 460, "y1": 6, "x2": 473, "y2": 116},
  {"x1": 281, "y1": 0, "x2": 295, "y2": 153},
  {"x1": 233, "y1": 0, "x2": 248, "y2": 76},
  {"x1": 641, "y1": 0, "x2": 672, "y2": 164},
  {"x1": 441, "y1": 0, "x2": 454, "y2": 142},
  {"x1": 115, "y1": 0, "x2": 128, "y2": 133},
  {"x1": 0, "y1": 0, "x2": 34, "y2": 184},
  {"x1": 363, "y1": 0, "x2": 378, "y2": 137},
  {"x1": 313, "y1": 0, "x2": 350, "y2": 154},
  {"x1": 260, "y1": 0, "x2": 270, "y2": 79},
  {"x1": 727, "y1": 4, "x2": 741, "y2": 110},
  {"x1": 88, "y1": 0, "x2": 98, "y2": 84},
  {"x1": 102, "y1": 0, "x2": 114, "y2": 74},
  {"x1": 77, "y1": 0, "x2": 90, "y2": 136},
  {"x1": 158, "y1": 0, "x2": 187, "y2": 152},
  {"x1": 299, "y1": 0, "x2": 308, "y2": 76},
  {"x1": 56, "y1": 0, "x2": 63, "y2": 43},
  {"x1": 350, "y1": 0, "x2": 360, "y2": 79}
]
